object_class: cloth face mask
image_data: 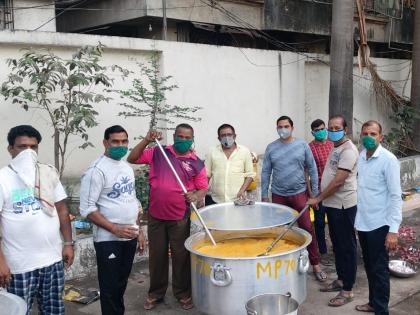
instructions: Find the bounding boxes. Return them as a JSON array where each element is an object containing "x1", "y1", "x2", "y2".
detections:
[
  {"x1": 328, "y1": 130, "x2": 345, "y2": 142},
  {"x1": 174, "y1": 138, "x2": 193, "y2": 154},
  {"x1": 9, "y1": 149, "x2": 38, "y2": 188},
  {"x1": 313, "y1": 129, "x2": 328, "y2": 141},
  {"x1": 108, "y1": 146, "x2": 128, "y2": 160},
  {"x1": 362, "y1": 135, "x2": 378, "y2": 150}
]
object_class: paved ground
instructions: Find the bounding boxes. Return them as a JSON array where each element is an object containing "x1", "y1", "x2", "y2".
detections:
[{"x1": 40, "y1": 208, "x2": 420, "y2": 315}]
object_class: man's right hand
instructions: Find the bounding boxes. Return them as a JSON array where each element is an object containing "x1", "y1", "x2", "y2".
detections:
[
  {"x1": 111, "y1": 224, "x2": 139, "y2": 239},
  {"x1": 0, "y1": 260, "x2": 11, "y2": 288},
  {"x1": 145, "y1": 131, "x2": 163, "y2": 143}
]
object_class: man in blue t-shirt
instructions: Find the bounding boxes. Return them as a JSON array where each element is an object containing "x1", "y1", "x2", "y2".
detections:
[{"x1": 261, "y1": 115, "x2": 326, "y2": 282}]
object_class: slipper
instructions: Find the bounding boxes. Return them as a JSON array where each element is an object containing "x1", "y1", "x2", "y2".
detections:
[
  {"x1": 179, "y1": 296, "x2": 194, "y2": 310},
  {"x1": 143, "y1": 297, "x2": 163, "y2": 310},
  {"x1": 320, "y1": 279, "x2": 343, "y2": 292},
  {"x1": 328, "y1": 292, "x2": 353, "y2": 307},
  {"x1": 314, "y1": 270, "x2": 328, "y2": 282},
  {"x1": 355, "y1": 303, "x2": 374, "y2": 312}
]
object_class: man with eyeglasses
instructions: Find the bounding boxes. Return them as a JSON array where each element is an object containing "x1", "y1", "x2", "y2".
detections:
[
  {"x1": 307, "y1": 114, "x2": 358, "y2": 307},
  {"x1": 205, "y1": 123, "x2": 255, "y2": 205},
  {"x1": 308, "y1": 119, "x2": 334, "y2": 266}
]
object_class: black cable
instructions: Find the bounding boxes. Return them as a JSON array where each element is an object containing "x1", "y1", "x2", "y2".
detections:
[{"x1": 32, "y1": 0, "x2": 89, "y2": 31}]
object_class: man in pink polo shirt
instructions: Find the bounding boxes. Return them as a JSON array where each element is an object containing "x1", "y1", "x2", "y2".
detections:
[{"x1": 127, "y1": 123, "x2": 208, "y2": 311}]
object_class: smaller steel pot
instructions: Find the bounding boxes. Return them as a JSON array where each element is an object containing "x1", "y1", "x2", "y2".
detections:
[{"x1": 245, "y1": 293, "x2": 299, "y2": 315}]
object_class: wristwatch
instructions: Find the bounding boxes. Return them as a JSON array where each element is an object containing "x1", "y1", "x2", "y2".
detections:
[{"x1": 63, "y1": 240, "x2": 75, "y2": 246}]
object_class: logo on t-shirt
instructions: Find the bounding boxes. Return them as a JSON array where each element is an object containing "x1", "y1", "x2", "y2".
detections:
[
  {"x1": 330, "y1": 151, "x2": 340, "y2": 169},
  {"x1": 11, "y1": 188, "x2": 42, "y2": 214},
  {"x1": 181, "y1": 160, "x2": 193, "y2": 173},
  {"x1": 107, "y1": 176, "x2": 135, "y2": 199}
]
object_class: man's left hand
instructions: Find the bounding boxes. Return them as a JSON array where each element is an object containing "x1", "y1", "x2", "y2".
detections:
[
  {"x1": 62, "y1": 246, "x2": 75, "y2": 269},
  {"x1": 185, "y1": 191, "x2": 198, "y2": 203},
  {"x1": 306, "y1": 197, "x2": 320, "y2": 210},
  {"x1": 385, "y1": 232, "x2": 398, "y2": 251}
]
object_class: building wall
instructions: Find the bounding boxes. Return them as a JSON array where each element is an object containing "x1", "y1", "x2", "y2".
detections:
[
  {"x1": 265, "y1": 0, "x2": 413, "y2": 45},
  {"x1": 0, "y1": 31, "x2": 411, "y2": 179},
  {"x1": 57, "y1": 0, "x2": 262, "y2": 32},
  {"x1": 13, "y1": 0, "x2": 56, "y2": 32}
]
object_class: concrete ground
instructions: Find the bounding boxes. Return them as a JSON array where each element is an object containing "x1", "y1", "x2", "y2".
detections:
[{"x1": 57, "y1": 208, "x2": 420, "y2": 315}]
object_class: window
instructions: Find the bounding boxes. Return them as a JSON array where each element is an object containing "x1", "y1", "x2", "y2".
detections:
[{"x1": 0, "y1": 0, "x2": 14, "y2": 30}]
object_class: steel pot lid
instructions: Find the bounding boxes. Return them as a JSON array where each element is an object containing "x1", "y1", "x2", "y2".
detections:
[{"x1": 191, "y1": 202, "x2": 297, "y2": 231}]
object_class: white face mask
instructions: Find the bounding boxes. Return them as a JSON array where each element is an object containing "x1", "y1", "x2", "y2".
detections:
[
  {"x1": 277, "y1": 127, "x2": 291, "y2": 140},
  {"x1": 9, "y1": 149, "x2": 38, "y2": 188},
  {"x1": 220, "y1": 136, "x2": 235, "y2": 148}
]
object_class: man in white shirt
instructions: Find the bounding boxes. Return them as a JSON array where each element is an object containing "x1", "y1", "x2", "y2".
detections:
[
  {"x1": 80, "y1": 125, "x2": 145, "y2": 315},
  {"x1": 355, "y1": 120, "x2": 402, "y2": 315},
  {"x1": 205, "y1": 124, "x2": 255, "y2": 204},
  {"x1": 0, "y1": 125, "x2": 74, "y2": 315}
]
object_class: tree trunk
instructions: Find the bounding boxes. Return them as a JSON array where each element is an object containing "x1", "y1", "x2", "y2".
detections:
[
  {"x1": 329, "y1": 0, "x2": 355, "y2": 135},
  {"x1": 54, "y1": 129, "x2": 60, "y2": 173},
  {"x1": 411, "y1": 2, "x2": 420, "y2": 150}
]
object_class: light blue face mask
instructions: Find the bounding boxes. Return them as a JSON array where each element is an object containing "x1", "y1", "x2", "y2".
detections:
[
  {"x1": 277, "y1": 128, "x2": 291, "y2": 140},
  {"x1": 220, "y1": 136, "x2": 235, "y2": 148},
  {"x1": 328, "y1": 130, "x2": 345, "y2": 142}
]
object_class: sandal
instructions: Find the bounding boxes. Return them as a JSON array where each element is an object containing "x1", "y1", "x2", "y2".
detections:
[
  {"x1": 328, "y1": 292, "x2": 354, "y2": 307},
  {"x1": 320, "y1": 279, "x2": 343, "y2": 292},
  {"x1": 143, "y1": 297, "x2": 163, "y2": 310},
  {"x1": 179, "y1": 296, "x2": 194, "y2": 310},
  {"x1": 355, "y1": 303, "x2": 374, "y2": 312},
  {"x1": 314, "y1": 270, "x2": 328, "y2": 282}
]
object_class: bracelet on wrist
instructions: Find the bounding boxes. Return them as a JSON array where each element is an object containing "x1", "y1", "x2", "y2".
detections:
[{"x1": 63, "y1": 240, "x2": 75, "y2": 246}]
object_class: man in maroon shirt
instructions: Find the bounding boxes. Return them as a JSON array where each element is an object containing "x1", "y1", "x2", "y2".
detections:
[{"x1": 308, "y1": 119, "x2": 333, "y2": 265}]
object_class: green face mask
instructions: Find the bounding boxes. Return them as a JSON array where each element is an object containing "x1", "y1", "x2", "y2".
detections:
[
  {"x1": 362, "y1": 135, "x2": 378, "y2": 151},
  {"x1": 108, "y1": 146, "x2": 128, "y2": 160},
  {"x1": 173, "y1": 138, "x2": 193, "y2": 154},
  {"x1": 313, "y1": 129, "x2": 328, "y2": 141}
]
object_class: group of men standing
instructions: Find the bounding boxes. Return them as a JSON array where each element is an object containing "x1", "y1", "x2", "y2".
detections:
[
  {"x1": 0, "y1": 114, "x2": 402, "y2": 315},
  {"x1": 261, "y1": 115, "x2": 401, "y2": 314}
]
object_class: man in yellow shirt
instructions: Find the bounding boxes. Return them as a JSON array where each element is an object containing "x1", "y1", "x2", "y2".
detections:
[{"x1": 205, "y1": 124, "x2": 255, "y2": 204}]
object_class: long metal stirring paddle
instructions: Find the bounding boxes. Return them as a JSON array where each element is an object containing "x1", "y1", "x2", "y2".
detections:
[
  {"x1": 258, "y1": 205, "x2": 310, "y2": 256},
  {"x1": 155, "y1": 139, "x2": 217, "y2": 246}
]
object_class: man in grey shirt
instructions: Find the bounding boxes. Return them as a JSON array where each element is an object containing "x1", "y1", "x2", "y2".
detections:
[
  {"x1": 261, "y1": 115, "x2": 326, "y2": 282},
  {"x1": 307, "y1": 115, "x2": 358, "y2": 307},
  {"x1": 80, "y1": 125, "x2": 145, "y2": 315}
]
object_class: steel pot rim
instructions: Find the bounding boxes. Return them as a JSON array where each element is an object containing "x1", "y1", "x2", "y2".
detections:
[{"x1": 185, "y1": 226, "x2": 312, "y2": 260}]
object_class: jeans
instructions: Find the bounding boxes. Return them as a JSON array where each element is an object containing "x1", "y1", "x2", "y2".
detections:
[
  {"x1": 325, "y1": 205, "x2": 357, "y2": 291},
  {"x1": 358, "y1": 225, "x2": 390, "y2": 315},
  {"x1": 314, "y1": 202, "x2": 330, "y2": 255}
]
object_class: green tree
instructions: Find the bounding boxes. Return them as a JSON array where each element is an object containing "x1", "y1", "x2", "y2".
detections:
[
  {"x1": 111, "y1": 51, "x2": 201, "y2": 213},
  {"x1": 1, "y1": 44, "x2": 113, "y2": 177},
  {"x1": 111, "y1": 51, "x2": 201, "y2": 130}
]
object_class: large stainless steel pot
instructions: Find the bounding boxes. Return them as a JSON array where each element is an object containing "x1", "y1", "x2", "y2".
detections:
[
  {"x1": 191, "y1": 202, "x2": 297, "y2": 233},
  {"x1": 185, "y1": 227, "x2": 311, "y2": 315}
]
